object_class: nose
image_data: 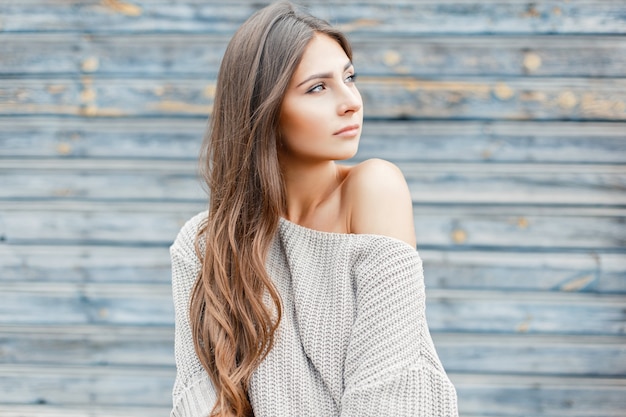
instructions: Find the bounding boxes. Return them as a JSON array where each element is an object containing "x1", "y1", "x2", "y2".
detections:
[{"x1": 337, "y1": 83, "x2": 362, "y2": 115}]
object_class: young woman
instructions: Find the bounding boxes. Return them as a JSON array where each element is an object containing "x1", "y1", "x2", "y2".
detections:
[{"x1": 170, "y1": 2, "x2": 458, "y2": 416}]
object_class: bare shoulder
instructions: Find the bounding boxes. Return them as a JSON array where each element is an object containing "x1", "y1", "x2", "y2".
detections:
[{"x1": 342, "y1": 159, "x2": 416, "y2": 247}]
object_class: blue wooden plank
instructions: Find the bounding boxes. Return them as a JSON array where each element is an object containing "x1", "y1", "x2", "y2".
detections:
[
  {"x1": 1, "y1": 76, "x2": 625, "y2": 121},
  {"x1": 0, "y1": 366, "x2": 624, "y2": 415},
  {"x1": 2, "y1": 33, "x2": 624, "y2": 77},
  {"x1": 1, "y1": 118, "x2": 624, "y2": 163},
  {"x1": 452, "y1": 374, "x2": 626, "y2": 417},
  {"x1": 0, "y1": 364, "x2": 174, "y2": 407},
  {"x1": 2, "y1": 325, "x2": 624, "y2": 377},
  {"x1": 2, "y1": 244, "x2": 624, "y2": 293},
  {"x1": 0, "y1": 203, "x2": 624, "y2": 250},
  {"x1": 1, "y1": 160, "x2": 624, "y2": 205},
  {"x1": 2, "y1": 1, "x2": 625, "y2": 35},
  {"x1": 1, "y1": 282, "x2": 624, "y2": 335}
]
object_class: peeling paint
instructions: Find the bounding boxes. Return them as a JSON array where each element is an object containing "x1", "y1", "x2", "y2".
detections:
[
  {"x1": 81, "y1": 57, "x2": 100, "y2": 73},
  {"x1": 451, "y1": 228, "x2": 467, "y2": 244},
  {"x1": 494, "y1": 82, "x2": 514, "y2": 100},
  {"x1": 56, "y1": 143, "x2": 73, "y2": 155},
  {"x1": 80, "y1": 89, "x2": 96, "y2": 103},
  {"x1": 80, "y1": 106, "x2": 127, "y2": 117},
  {"x1": 560, "y1": 274, "x2": 594, "y2": 292},
  {"x1": 523, "y1": 52, "x2": 542, "y2": 72},
  {"x1": 372, "y1": 77, "x2": 491, "y2": 95},
  {"x1": 383, "y1": 50, "x2": 402, "y2": 66},
  {"x1": 101, "y1": 0, "x2": 142, "y2": 17},
  {"x1": 516, "y1": 315, "x2": 533, "y2": 333},
  {"x1": 558, "y1": 91, "x2": 578, "y2": 109},
  {"x1": 150, "y1": 100, "x2": 212, "y2": 114},
  {"x1": 46, "y1": 85, "x2": 67, "y2": 95},
  {"x1": 580, "y1": 94, "x2": 626, "y2": 118},
  {"x1": 203, "y1": 84, "x2": 216, "y2": 98},
  {"x1": 520, "y1": 91, "x2": 547, "y2": 102},
  {"x1": 336, "y1": 18, "x2": 381, "y2": 33}
]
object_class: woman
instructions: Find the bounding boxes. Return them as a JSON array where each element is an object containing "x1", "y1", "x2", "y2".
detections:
[{"x1": 170, "y1": 2, "x2": 458, "y2": 416}]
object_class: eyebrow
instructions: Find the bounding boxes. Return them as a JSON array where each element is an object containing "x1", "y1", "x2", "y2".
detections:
[{"x1": 296, "y1": 61, "x2": 354, "y2": 88}]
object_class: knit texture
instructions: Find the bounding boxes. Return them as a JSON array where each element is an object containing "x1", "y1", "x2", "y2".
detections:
[{"x1": 170, "y1": 211, "x2": 458, "y2": 417}]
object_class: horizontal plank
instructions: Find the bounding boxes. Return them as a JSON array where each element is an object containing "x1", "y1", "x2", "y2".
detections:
[
  {"x1": 2, "y1": 33, "x2": 624, "y2": 77},
  {"x1": 0, "y1": 404, "x2": 170, "y2": 417},
  {"x1": 433, "y1": 333, "x2": 626, "y2": 377},
  {"x1": 423, "y1": 250, "x2": 626, "y2": 294},
  {"x1": 425, "y1": 290, "x2": 626, "y2": 336},
  {"x1": 1, "y1": 118, "x2": 625, "y2": 163},
  {"x1": 0, "y1": 365, "x2": 624, "y2": 415},
  {"x1": 1, "y1": 282, "x2": 624, "y2": 335},
  {"x1": 0, "y1": 76, "x2": 624, "y2": 120},
  {"x1": 0, "y1": 364, "x2": 174, "y2": 407},
  {"x1": 0, "y1": 282, "x2": 175, "y2": 326},
  {"x1": 1, "y1": 324, "x2": 624, "y2": 377},
  {"x1": 1, "y1": 241, "x2": 624, "y2": 293},
  {"x1": 451, "y1": 373, "x2": 626, "y2": 416},
  {"x1": 1, "y1": 159, "x2": 624, "y2": 205},
  {"x1": 2, "y1": 0, "x2": 624, "y2": 35},
  {"x1": 0, "y1": 325, "x2": 174, "y2": 367},
  {"x1": 1, "y1": 204, "x2": 624, "y2": 250}
]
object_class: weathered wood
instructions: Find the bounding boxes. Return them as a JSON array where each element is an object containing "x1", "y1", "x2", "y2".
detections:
[
  {"x1": 433, "y1": 333, "x2": 626, "y2": 377},
  {"x1": 0, "y1": 363, "x2": 174, "y2": 407},
  {"x1": 0, "y1": 404, "x2": 170, "y2": 417},
  {"x1": 2, "y1": 33, "x2": 625, "y2": 77},
  {"x1": 425, "y1": 290, "x2": 626, "y2": 335},
  {"x1": 1, "y1": 205, "x2": 624, "y2": 250},
  {"x1": 1, "y1": 76, "x2": 624, "y2": 120},
  {"x1": 1, "y1": 0, "x2": 624, "y2": 35},
  {"x1": 422, "y1": 250, "x2": 626, "y2": 294},
  {"x1": 1, "y1": 282, "x2": 624, "y2": 335},
  {"x1": 0, "y1": 325, "x2": 174, "y2": 367},
  {"x1": 1, "y1": 159, "x2": 624, "y2": 205},
  {"x1": 0, "y1": 282, "x2": 174, "y2": 326},
  {"x1": 0, "y1": 366, "x2": 624, "y2": 415},
  {"x1": 2, "y1": 324, "x2": 624, "y2": 377},
  {"x1": 451, "y1": 374, "x2": 626, "y2": 416},
  {"x1": 2, "y1": 118, "x2": 625, "y2": 163},
  {"x1": 1, "y1": 242, "x2": 624, "y2": 293}
]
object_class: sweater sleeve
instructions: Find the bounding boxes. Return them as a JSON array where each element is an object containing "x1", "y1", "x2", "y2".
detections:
[
  {"x1": 340, "y1": 238, "x2": 458, "y2": 417},
  {"x1": 170, "y1": 213, "x2": 217, "y2": 417}
]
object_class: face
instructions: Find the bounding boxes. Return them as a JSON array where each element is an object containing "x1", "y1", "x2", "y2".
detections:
[{"x1": 278, "y1": 33, "x2": 363, "y2": 165}]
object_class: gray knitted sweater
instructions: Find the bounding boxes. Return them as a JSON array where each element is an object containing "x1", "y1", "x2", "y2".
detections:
[{"x1": 170, "y1": 211, "x2": 458, "y2": 417}]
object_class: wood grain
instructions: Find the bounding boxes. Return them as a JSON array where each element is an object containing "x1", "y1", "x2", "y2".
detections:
[
  {"x1": 1, "y1": 77, "x2": 624, "y2": 120},
  {"x1": 2, "y1": 1, "x2": 625, "y2": 35}
]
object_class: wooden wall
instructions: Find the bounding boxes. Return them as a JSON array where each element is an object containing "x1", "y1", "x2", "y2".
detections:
[{"x1": 1, "y1": 0, "x2": 625, "y2": 415}]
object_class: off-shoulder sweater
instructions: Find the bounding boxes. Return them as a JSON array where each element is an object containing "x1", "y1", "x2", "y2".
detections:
[{"x1": 170, "y1": 211, "x2": 458, "y2": 417}]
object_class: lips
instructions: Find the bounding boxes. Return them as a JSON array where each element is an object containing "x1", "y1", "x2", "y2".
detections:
[{"x1": 333, "y1": 124, "x2": 360, "y2": 136}]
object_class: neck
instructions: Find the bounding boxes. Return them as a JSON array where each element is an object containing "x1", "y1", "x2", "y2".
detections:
[{"x1": 280, "y1": 159, "x2": 343, "y2": 225}]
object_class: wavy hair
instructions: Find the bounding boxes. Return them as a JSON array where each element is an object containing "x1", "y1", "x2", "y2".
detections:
[{"x1": 189, "y1": 2, "x2": 352, "y2": 416}]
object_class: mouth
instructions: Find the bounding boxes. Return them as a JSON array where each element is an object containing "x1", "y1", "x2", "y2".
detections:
[{"x1": 333, "y1": 124, "x2": 360, "y2": 136}]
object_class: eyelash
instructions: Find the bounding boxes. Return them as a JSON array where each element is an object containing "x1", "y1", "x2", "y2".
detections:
[{"x1": 306, "y1": 73, "x2": 358, "y2": 94}]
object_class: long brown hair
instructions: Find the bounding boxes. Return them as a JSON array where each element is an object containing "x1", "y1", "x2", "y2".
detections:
[{"x1": 189, "y1": 2, "x2": 352, "y2": 416}]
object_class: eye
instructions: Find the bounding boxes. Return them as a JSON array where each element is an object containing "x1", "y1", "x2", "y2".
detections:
[
  {"x1": 346, "y1": 73, "x2": 358, "y2": 83},
  {"x1": 307, "y1": 83, "x2": 325, "y2": 94}
]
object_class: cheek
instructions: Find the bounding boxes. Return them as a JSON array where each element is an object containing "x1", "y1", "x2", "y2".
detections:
[{"x1": 279, "y1": 99, "x2": 326, "y2": 144}]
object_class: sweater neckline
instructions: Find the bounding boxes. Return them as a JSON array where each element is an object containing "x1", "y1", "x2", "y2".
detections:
[
  {"x1": 278, "y1": 217, "x2": 417, "y2": 250},
  {"x1": 279, "y1": 217, "x2": 356, "y2": 238}
]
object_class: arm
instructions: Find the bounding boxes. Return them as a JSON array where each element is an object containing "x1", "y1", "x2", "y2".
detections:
[
  {"x1": 170, "y1": 214, "x2": 217, "y2": 417},
  {"x1": 340, "y1": 240, "x2": 458, "y2": 416},
  {"x1": 341, "y1": 159, "x2": 457, "y2": 416}
]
